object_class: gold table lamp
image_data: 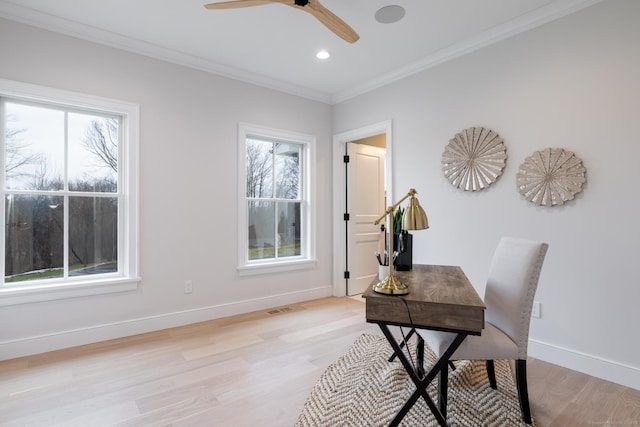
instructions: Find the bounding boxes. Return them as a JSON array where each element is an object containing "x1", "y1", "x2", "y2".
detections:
[{"x1": 373, "y1": 188, "x2": 429, "y2": 295}]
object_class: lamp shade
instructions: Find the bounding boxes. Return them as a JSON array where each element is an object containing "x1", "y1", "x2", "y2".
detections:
[{"x1": 402, "y1": 196, "x2": 429, "y2": 231}]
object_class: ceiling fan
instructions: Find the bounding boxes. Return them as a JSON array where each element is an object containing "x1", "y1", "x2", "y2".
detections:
[{"x1": 203, "y1": 0, "x2": 360, "y2": 43}]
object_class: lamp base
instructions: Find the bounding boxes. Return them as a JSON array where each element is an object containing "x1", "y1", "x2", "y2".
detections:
[{"x1": 373, "y1": 274, "x2": 409, "y2": 295}]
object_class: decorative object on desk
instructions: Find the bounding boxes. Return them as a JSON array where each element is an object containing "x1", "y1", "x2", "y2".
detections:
[
  {"x1": 442, "y1": 127, "x2": 507, "y2": 191},
  {"x1": 394, "y1": 231, "x2": 413, "y2": 271},
  {"x1": 373, "y1": 188, "x2": 428, "y2": 295},
  {"x1": 392, "y1": 206, "x2": 404, "y2": 235},
  {"x1": 295, "y1": 334, "x2": 537, "y2": 427},
  {"x1": 516, "y1": 147, "x2": 586, "y2": 207},
  {"x1": 378, "y1": 264, "x2": 387, "y2": 281},
  {"x1": 391, "y1": 206, "x2": 413, "y2": 271}
]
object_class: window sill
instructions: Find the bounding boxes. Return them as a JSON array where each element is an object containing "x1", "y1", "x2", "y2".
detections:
[
  {"x1": 0, "y1": 277, "x2": 141, "y2": 306},
  {"x1": 237, "y1": 258, "x2": 317, "y2": 276}
]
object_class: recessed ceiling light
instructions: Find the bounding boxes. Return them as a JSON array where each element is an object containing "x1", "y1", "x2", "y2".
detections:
[
  {"x1": 316, "y1": 50, "x2": 331, "y2": 60},
  {"x1": 375, "y1": 5, "x2": 406, "y2": 24}
]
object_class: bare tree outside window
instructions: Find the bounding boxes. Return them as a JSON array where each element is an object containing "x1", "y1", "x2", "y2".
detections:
[
  {"x1": 246, "y1": 139, "x2": 272, "y2": 198},
  {"x1": 5, "y1": 126, "x2": 42, "y2": 183},
  {"x1": 275, "y1": 142, "x2": 300, "y2": 199},
  {"x1": 83, "y1": 117, "x2": 118, "y2": 173}
]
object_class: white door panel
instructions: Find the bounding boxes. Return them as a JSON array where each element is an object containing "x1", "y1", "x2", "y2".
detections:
[{"x1": 347, "y1": 143, "x2": 385, "y2": 295}]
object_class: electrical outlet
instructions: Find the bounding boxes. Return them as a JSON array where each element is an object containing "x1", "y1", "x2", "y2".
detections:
[
  {"x1": 532, "y1": 301, "x2": 541, "y2": 318},
  {"x1": 184, "y1": 280, "x2": 193, "y2": 294}
]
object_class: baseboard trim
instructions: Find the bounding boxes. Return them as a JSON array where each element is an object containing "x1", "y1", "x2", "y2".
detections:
[
  {"x1": 529, "y1": 338, "x2": 640, "y2": 390},
  {"x1": 0, "y1": 286, "x2": 332, "y2": 361}
]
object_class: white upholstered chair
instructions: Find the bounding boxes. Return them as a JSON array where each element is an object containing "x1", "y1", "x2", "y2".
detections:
[{"x1": 416, "y1": 237, "x2": 548, "y2": 424}]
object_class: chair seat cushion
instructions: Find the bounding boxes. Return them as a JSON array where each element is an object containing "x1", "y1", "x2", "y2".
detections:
[{"x1": 416, "y1": 322, "x2": 519, "y2": 361}]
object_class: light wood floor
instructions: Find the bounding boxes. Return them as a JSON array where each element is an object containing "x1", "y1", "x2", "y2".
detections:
[{"x1": 1, "y1": 297, "x2": 638, "y2": 426}]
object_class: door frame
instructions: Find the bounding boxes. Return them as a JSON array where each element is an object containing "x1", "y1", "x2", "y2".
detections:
[{"x1": 332, "y1": 120, "x2": 393, "y2": 297}]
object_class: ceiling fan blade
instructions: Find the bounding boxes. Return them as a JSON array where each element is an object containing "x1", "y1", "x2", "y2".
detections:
[
  {"x1": 204, "y1": 0, "x2": 360, "y2": 43},
  {"x1": 204, "y1": 0, "x2": 274, "y2": 9},
  {"x1": 301, "y1": 0, "x2": 359, "y2": 43}
]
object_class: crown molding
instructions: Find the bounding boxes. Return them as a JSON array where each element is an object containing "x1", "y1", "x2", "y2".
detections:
[
  {"x1": 0, "y1": 0, "x2": 603, "y2": 105},
  {"x1": 0, "y1": 1, "x2": 332, "y2": 103},
  {"x1": 330, "y1": 0, "x2": 604, "y2": 104}
]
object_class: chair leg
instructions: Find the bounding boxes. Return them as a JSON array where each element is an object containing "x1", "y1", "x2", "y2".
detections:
[
  {"x1": 486, "y1": 360, "x2": 497, "y2": 389},
  {"x1": 416, "y1": 335, "x2": 425, "y2": 378},
  {"x1": 516, "y1": 359, "x2": 532, "y2": 424},
  {"x1": 438, "y1": 362, "x2": 448, "y2": 418}
]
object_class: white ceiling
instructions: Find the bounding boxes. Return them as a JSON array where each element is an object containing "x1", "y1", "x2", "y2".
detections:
[{"x1": 0, "y1": 0, "x2": 602, "y2": 104}]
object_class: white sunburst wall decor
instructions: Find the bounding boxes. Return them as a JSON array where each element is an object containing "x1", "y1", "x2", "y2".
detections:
[
  {"x1": 516, "y1": 147, "x2": 587, "y2": 207},
  {"x1": 442, "y1": 127, "x2": 507, "y2": 191}
]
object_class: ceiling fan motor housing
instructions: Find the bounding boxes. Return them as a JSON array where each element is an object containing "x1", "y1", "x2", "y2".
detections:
[{"x1": 295, "y1": 0, "x2": 309, "y2": 6}]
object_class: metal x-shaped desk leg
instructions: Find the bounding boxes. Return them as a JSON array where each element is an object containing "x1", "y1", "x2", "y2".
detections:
[{"x1": 379, "y1": 324, "x2": 467, "y2": 427}]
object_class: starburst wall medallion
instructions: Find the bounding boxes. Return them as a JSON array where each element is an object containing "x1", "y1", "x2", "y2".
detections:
[
  {"x1": 516, "y1": 147, "x2": 586, "y2": 207},
  {"x1": 442, "y1": 127, "x2": 507, "y2": 191}
]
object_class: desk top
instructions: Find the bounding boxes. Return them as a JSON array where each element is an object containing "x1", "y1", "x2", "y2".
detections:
[{"x1": 363, "y1": 264, "x2": 485, "y2": 335}]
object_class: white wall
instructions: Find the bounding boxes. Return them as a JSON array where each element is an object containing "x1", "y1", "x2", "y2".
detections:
[
  {"x1": 333, "y1": 0, "x2": 640, "y2": 389},
  {"x1": 0, "y1": 18, "x2": 333, "y2": 358}
]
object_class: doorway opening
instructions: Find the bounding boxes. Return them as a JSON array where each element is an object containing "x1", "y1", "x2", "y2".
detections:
[{"x1": 332, "y1": 121, "x2": 393, "y2": 297}]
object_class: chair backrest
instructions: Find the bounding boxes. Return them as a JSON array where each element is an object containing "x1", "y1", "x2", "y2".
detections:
[{"x1": 484, "y1": 237, "x2": 549, "y2": 359}]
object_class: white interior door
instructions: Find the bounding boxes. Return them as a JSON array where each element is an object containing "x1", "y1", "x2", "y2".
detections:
[{"x1": 346, "y1": 143, "x2": 386, "y2": 295}]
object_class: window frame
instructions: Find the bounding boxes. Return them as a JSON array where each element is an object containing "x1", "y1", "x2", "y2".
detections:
[
  {"x1": 237, "y1": 122, "x2": 316, "y2": 275},
  {"x1": 0, "y1": 78, "x2": 140, "y2": 306}
]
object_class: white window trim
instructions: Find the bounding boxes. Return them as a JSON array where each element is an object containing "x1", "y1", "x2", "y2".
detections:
[
  {"x1": 237, "y1": 122, "x2": 316, "y2": 276},
  {"x1": 0, "y1": 78, "x2": 140, "y2": 306}
]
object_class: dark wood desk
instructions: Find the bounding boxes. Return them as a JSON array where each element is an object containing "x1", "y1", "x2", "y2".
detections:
[{"x1": 363, "y1": 264, "x2": 485, "y2": 427}]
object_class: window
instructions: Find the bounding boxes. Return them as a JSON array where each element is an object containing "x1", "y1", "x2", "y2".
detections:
[
  {"x1": 0, "y1": 79, "x2": 139, "y2": 305},
  {"x1": 238, "y1": 123, "x2": 315, "y2": 275}
]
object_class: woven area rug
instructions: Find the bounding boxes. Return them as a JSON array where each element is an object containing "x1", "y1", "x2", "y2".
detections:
[{"x1": 295, "y1": 333, "x2": 536, "y2": 427}]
